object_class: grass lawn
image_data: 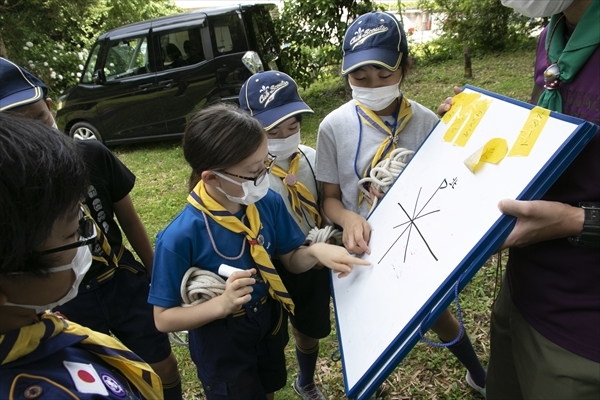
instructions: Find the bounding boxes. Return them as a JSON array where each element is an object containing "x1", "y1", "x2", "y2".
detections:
[{"x1": 113, "y1": 47, "x2": 536, "y2": 399}]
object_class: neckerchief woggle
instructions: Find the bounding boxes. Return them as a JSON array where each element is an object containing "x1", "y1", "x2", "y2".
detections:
[
  {"x1": 187, "y1": 180, "x2": 295, "y2": 314},
  {"x1": 0, "y1": 313, "x2": 163, "y2": 399},
  {"x1": 270, "y1": 151, "x2": 322, "y2": 227},
  {"x1": 356, "y1": 96, "x2": 413, "y2": 206},
  {"x1": 538, "y1": 1, "x2": 600, "y2": 112}
]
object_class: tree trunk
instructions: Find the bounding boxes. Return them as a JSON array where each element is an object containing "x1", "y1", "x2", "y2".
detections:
[
  {"x1": 463, "y1": 46, "x2": 472, "y2": 78},
  {"x1": 0, "y1": 31, "x2": 8, "y2": 58}
]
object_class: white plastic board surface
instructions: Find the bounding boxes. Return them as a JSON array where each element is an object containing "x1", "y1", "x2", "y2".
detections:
[{"x1": 331, "y1": 85, "x2": 598, "y2": 399}]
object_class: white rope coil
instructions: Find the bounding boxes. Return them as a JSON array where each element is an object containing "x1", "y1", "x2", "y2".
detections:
[
  {"x1": 305, "y1": 225, "x2": 343, "y2": 246},
  {"x1": 357, "y1": 147, "x2": 414, "y2": 212},
  {"x1": 180, "y1": 267, "x2": 226, "y2": 307}
]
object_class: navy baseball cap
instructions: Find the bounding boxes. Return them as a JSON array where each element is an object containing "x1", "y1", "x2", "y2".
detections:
[
  {"x1": 239, "y1": 71, "x2": 313, "y2": 131},
  {"x1": 341, "y1": 11, "x2": 408, "y2": 76},
  {"x1": 0, "y1": 57, "x2": 48, "y2": 112}
]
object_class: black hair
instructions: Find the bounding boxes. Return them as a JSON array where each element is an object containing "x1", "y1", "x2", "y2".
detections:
[
  {"x1": 0, "y1": 114, "x2": 88, "y2": 275},
  {"x1": 184, "y1": 103, "x2": 266, "y2": 191}
]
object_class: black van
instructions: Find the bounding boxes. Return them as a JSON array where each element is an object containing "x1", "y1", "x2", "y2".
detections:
[{"x1": 55, "y1": 3, "x2": 282, "y2": 144}]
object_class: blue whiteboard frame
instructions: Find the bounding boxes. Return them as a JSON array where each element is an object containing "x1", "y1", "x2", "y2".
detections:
[{"x1": 331, "y1": 84, "x2": 599, "y2": 400}]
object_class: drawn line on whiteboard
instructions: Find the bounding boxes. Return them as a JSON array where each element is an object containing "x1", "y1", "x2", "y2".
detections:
[{"x1": 378, "y1": 178, "x2": 453, "y2": 264}]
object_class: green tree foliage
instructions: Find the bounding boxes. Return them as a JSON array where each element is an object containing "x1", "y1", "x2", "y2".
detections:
[
  {"x1": 416, "y1": 0, "x2": 538, "y2": 57},
  {"x1": 0, "y1": 0, "x2": 180, "y2": 97},
  {"x1": 275, "y1": 0, "x2": 379, "y2": 88}
]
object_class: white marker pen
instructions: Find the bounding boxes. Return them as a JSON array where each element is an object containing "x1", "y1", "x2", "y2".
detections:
[{"x1": 218, "y1": 264, "x2": 266, "y2": 284}]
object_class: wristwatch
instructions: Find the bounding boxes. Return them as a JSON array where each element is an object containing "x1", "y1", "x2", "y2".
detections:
[{"x1": 568, "y1": 202, "x2": 600, "y2": 248}]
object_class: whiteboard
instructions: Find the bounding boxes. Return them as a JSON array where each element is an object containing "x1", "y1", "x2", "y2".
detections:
[{"x1": 331, "y1": 85, "x2": 598, "y2": 400}]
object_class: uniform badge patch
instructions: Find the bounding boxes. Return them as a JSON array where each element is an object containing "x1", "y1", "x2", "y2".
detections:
[
  {"x1": 101, "y1": 373, "x2": 126, "y2": 397},
  {"x1": 63, "y1": 361, "x2": 109, "y2": 396}
]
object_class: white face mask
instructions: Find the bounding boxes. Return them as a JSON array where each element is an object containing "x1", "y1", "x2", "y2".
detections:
[
  {"x1": 213, "y1": 171, "x2": 270, "y2": 205},
  {"x1": 4, "y1": 246, "x2": 93, "y2": 313},
  {"x1": 501, "y1": 0, "x2": 574, "y2": 18},
  {"x1": 350, "y1": 80, "x2": 401, "y2": 111},
  {"x1": 268, "y1": 131, "x2": 301, "y2": 159}
]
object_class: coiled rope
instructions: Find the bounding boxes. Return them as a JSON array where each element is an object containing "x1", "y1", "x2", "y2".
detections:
[
  {"x1": 357, "y1": 147, "x2": 414, "y2": 213},
  {"x1": 180, "y1": 267, "x2": 226, "y2": 307},
  {"x1": 305, "y1": 225, "x2": 343, "y2": 246},
  {"x1": 170, "y1": 267, "x2": 227, "y2": 347}
]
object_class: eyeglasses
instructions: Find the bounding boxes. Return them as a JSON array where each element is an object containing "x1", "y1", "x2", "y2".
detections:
[
  {"x1": 39, "y1": 208, "x2": 98, "y2": 255},
  {"x1": 219, "y1": 153, "x2": 277, "y2": 186}
]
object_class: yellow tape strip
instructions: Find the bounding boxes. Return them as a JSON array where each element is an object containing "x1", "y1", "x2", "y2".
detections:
[
  {"x1": 441, "y1": 91, "x2": 480, "y2": 125},
  {"x1": 508, "y1": 106, "x2": 550, "y2": 157},
  {"x1": 453, "y1": 98, "x2": 492, "y2": 147},
  {"x1": 464, "y1": 138, "x2": 508, "y2": 173}
]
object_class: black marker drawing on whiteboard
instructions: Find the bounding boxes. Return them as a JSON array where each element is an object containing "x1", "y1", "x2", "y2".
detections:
[{"x1": 378, "y1": 178, "x2": 453, "y2": 264}]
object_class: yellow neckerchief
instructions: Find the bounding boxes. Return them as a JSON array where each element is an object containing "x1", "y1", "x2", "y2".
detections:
[
  {"x1": 81, "y1": 203, "x2": 120, "y2": 267},
  {"x1": 356, "y1": 96, "x2": 412, "y2": 206},
  {"x1": 187, "y1": 180, "x2": 295, "y2": 314},
  {"x1": 0, "y1": 313, "x2": 162, "y2": 399},
  {"x1": 270, "y1": 151, "x2": 322, "y2": 227}
]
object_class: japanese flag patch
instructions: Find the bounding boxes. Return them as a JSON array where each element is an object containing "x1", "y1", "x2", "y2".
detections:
[{"x1": 63, "y1": 361, "x2": 109, "y2": 396}]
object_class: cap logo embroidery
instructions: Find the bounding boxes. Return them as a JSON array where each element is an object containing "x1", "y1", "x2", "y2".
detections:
[
  {"x1": 349, "y1": 25, "x2": 389, "y2": 50},
  {"x1": 259, "y1": 80, "x2": 289, "y2": 107}
]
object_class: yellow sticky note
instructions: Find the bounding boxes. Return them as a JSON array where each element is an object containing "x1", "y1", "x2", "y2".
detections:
[
  {"x1": 464, "y1": 138, "x2": 508, "y2": 173},
  {"x1": 508, "y1": 107, "x2": 550, "y2": 157}
]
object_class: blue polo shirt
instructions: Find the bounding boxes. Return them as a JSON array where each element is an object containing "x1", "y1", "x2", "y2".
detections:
[{"x1": 148, "y1": 190, "x2": 306, "y2": 308}]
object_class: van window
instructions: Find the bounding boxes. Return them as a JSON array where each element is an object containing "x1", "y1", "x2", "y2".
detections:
[
  {"x1": 104, "y1": 37, "x2": 149, "y2": 81},
  {"x1": 81, "y1": 42, "x2": 102, "y2": 84},
  {"x1": 209, "y1": 13, "x2": 247, "y2": 55},
  {"x1": 157, "y1": 26, "x2": 206, "y2": 70}
]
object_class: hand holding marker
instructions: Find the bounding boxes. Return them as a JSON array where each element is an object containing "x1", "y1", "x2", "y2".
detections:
[{"x1": 218, "y1": 264, "x2": 266, "y2": 284}]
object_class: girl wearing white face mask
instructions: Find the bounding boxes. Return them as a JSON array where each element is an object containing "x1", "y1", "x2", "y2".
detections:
[
  {"x1": 239, "y1": 71, "x2": 333, "y2": 399},
  {"x1": 315, "y1": 11, "x2": 488, "y2": 397},
  {"x1": 148, "y1": 103, "x2": 369, "y2": 400}
]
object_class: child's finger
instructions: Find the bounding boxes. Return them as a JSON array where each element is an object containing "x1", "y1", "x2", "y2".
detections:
[
  {"x1": 355, "y1": 235, "x2": 370, "y2": 255},
  {"x1": 328, "y1": 262, "x2": 352, "y2": 275},
  {"x1": 233, "y1": 293, "x2": 252, "y2": 306},
  {"x1": 345, "y1": 256, "x2": 371, "y2": 266},
  {"x1": 336, "y1": 270, "x2": 350, "y2": 278}
]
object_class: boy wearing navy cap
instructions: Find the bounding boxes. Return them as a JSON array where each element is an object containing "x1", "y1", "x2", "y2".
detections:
[
  {"x1": 240, "y1": 71, "x2": 332, "y2": 400},
  {"x1": 0, "y1": 57, "x2": 182, "y2": 399},
  {"x1": 239, "y1": 71, "x2": 331, "y2": 399},
  {"x1": 315, "y1": 11, "x2": 487, "y2": 396}
]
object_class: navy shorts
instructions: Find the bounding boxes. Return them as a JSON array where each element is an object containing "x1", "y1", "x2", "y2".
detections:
[
  {"x1": 274, "y1": 258, "x2": 331, "y2": 339},
  {"x1": 54, "y1": 248, "x2": 172, "y2": 364},
  {"x1": 189, "y1": 297, "x2": 289, "y2": 399}
]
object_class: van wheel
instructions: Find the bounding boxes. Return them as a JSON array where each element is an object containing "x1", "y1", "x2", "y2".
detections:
[{"x1": 70, "y1": 122, "x2": 103, "y2": 142}]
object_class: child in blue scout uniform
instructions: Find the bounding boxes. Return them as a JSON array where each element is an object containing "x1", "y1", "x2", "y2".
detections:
[
  {"x1": 0, "y1": 114, "x2": 163, "y2": 399},
  {"x1": 315, "y1": 11, "x2": 487, "y2": 396},
  {"x1": 0, "y1": 57, "x2": 182, "y2": 399},
  {"x1": 148, "y1": 103, "x2": 369, "y2": 400},
  {"x1": 239, "y1": 71, "x2": 333, "y2": 400}
]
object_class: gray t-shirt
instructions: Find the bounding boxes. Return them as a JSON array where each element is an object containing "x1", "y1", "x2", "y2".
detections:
[
  {"x1": 316, "y1": 98, "x2": 438, "y2": 217},
  {"x1": 268, "y1": 144, "x2": 321, "y2": 236}
]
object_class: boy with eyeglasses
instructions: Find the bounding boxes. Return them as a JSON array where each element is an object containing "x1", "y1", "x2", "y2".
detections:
[
  {"x1": 0, "y1": 57, "x2": 182, "y2": 399},
  {"x1": 0, "y1": 113, "x2": 163, "y2": 399}
]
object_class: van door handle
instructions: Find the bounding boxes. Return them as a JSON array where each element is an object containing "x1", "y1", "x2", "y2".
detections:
[
  {"x1": 137, "y1": 83, "x2": 154, "y2": 90},
  {"x1": 159, "y1": 79, "x2": 173, "y2": 88}
]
